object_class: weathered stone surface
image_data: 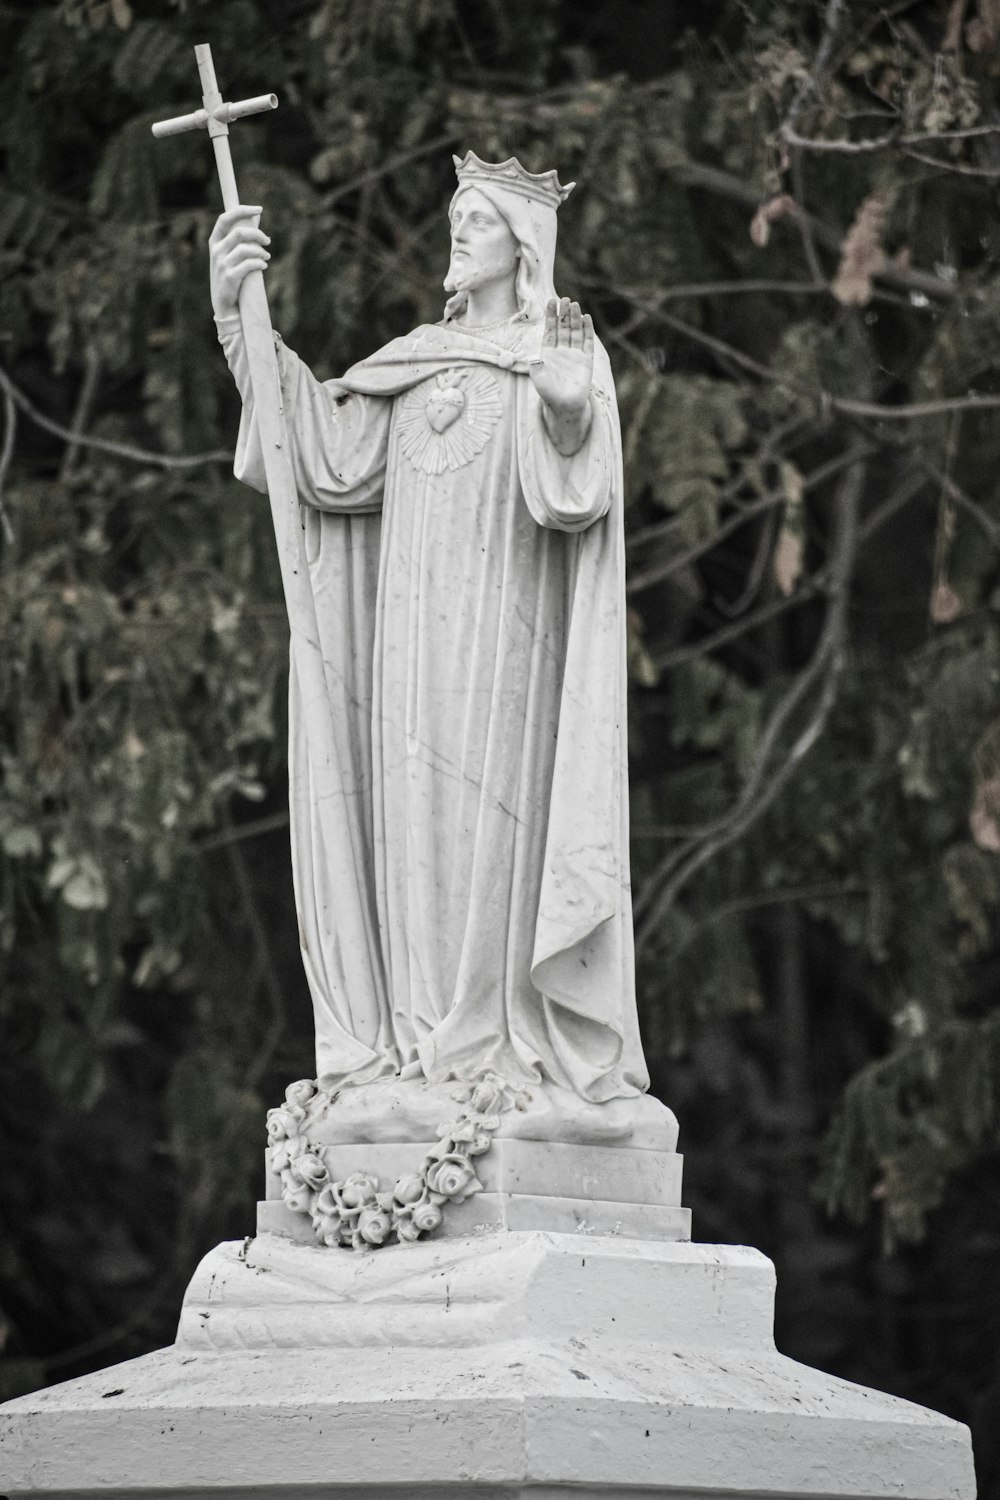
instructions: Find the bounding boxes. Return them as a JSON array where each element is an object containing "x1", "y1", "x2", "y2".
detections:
[{"x1": 0, "y1": 1232, "x2": 976, "y2": 1499}]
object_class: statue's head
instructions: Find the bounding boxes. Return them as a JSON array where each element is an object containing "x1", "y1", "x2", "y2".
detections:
[
  {"x1": 444, "y1": 152, "x2": 575, "y2": 323},
  {"x1": 446, "y1": 187, "x2": 521, "y2": 302}
]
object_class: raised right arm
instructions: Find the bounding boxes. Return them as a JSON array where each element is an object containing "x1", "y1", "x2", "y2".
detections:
[{"x1": 210, "y1": 209, "x2": 390, "y2": 512}]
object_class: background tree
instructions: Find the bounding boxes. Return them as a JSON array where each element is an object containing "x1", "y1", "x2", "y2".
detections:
[{"x1": 2, "y1": 0, "x2": 1000, "y2": 1492}]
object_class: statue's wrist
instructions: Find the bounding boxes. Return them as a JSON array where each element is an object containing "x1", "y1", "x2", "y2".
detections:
[
  {"x1": 214, "y1": 309, "x2": 242, "y2": 342},
  {"x1": 542, "y1": 394, "x2": 593, "y2": 456}
]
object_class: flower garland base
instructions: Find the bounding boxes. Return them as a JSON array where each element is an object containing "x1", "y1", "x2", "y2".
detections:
[{"x1": 265, "y1": 1073, "x2": 530, "y2": 1251}]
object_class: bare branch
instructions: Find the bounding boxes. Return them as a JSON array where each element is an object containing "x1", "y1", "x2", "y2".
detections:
[
  {"x1": 668, "y1": 158, "x2": 956, "y2": 303},
  {"x1": 0, "y1": 387, "x2": 16, "y2": 545},
  {"x1": 58, "y1": 346, "x2": 102, "y2": 481},
  {"x1": 902, "y1": 147, "x2": 1000, "y2": 179},
  {"x1": 627, "y1": 445, "x2": 873, "y2": 596},
  {"x1": 783, "y1": 0, "x2": 845, "y2": 132},
  {"x1": 782, "y1": 122, "x2": 1000, "y2": 153},
  {"x1": 633, "y1": 444, "x2": 866, "y2": 950},
  {"x1": 781, "y1": 125, "x2": 899, "y2": 154},
  {"x1": 791, "y1": 147, "x2": 827, "y2": 286},
  {"x1": 0, "y1": 365, "x2": 232, "y2": 471},
  {"x1": 322, "y1": 131, "x2": 461, "y2": 208},
  {"x1": 653, "y1": 571, "x2": 827, "y2": 671},
  {"x1": 648, "y1": 309, "x2": 1000, "y2": 423},
  {"x1": 198, "y1": 810, "x2": 290, "y2": 852}
]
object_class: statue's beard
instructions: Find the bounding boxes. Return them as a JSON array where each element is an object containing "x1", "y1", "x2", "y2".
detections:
[{"x1": 444, "y1": 248, "x2": 517, "y2": 297}]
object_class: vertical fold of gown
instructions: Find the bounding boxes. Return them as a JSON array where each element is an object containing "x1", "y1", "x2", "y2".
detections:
[{"x1": 219, "y1": 316, "x2": 648, "y2": 1101}]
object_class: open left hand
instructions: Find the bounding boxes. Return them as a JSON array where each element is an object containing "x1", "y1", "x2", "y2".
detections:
[{"x1": 529, "y1": 298, "x2": 595, "y2": 417}]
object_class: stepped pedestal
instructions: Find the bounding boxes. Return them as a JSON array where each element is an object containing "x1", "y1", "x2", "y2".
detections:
[{"x1": 0, "y1": 1140, "x2": 976, "y2": 1500}]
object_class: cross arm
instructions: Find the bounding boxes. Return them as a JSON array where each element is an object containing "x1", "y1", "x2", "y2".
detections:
[{"x1": 152, "y1": 93, "x2": 277, "y2": 139}]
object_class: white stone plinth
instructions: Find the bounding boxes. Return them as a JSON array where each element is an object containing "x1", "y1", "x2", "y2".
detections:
[
  {"x1": 260, "y1": 1136, "x2": 692, "y2": 1245},
  {"x1": 0, "y1": 1230, "x2": 976, "y2": 1500}
]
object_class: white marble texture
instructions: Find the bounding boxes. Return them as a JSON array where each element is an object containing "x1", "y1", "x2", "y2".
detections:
[
  {"x1": 265, "y1": 1138, "x2": 686, "y2": 1205},
  {"x1": 0, "y1": 1232, "x2": 976, "y2": 1499},
  {"x1": 215, "y1": 154, "x2": 648, "y2": 1115}
]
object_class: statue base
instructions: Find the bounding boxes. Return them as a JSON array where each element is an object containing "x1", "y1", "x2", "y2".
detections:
[
  {"x1": 0, "y1": 1228, "x2": 975, "y2": 1499},
  {"x1": 261, "y1": 1135, "x2": 692, "y2": 1243}
]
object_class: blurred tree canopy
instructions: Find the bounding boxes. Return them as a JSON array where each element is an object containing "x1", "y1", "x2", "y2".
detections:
[{"x1": 2, "y1": 0, "x2": 1000, "y2": 1491}]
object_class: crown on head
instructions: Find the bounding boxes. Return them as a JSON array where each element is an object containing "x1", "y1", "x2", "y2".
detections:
[{"x1": 452, "y1": 150, "x2": 575, "y2": 211}]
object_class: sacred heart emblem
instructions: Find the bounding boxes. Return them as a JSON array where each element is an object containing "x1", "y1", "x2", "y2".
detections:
[
  {"x1": 398, "y1": 367, "x2": 502, "y2": 475},
  {"x1": 425, "y1": 381, "x2": 466, "y2": 433}
]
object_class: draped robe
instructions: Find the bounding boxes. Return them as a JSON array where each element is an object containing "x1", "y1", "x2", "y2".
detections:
[{"x1": 218, "y1": 311, "x2": 648, "y2": 1104}]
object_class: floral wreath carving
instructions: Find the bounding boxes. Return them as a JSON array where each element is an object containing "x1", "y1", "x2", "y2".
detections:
[{"x1": 265, "y1": 1072, "x2": 528, "y2": 1251}]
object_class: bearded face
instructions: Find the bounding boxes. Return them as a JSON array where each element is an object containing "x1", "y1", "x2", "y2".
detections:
[{"x1": 445, "y1": 186, "x2": 520, "y2": 298}]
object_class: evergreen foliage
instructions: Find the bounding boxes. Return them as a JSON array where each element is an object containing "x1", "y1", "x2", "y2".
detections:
[{"x1": 2, "y1": 0, "x2": 1000, "y2": 1489}]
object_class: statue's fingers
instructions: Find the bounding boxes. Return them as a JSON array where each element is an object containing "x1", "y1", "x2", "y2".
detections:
[
  {"x1": 211, "y1": 205, "x2": 263, "y2": 243},
  {"x1": 226, "y1": 247, "x2": 271, "y2": 277},
  {"x1": 542, "y1": 298, "x2": 557, "y2": 348},
  {"x1": 582, "y1": 312, "x2": 595, "y2": 360},
  {"x1": 569, "y1": 301, "x2": 583, "y2": 350},
  {"x1": 233, "y1": 225, "x2": 271, "y2": 247},
  {"x1": 557, "y1": 297, "x2": 572, "y2": 348}
]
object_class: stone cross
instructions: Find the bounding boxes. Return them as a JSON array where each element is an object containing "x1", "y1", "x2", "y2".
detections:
[{"x1": 152, "y1": 44, "x2": 339, "y2": 806}]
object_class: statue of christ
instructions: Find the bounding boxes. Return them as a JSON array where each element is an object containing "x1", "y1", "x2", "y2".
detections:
[{"x1": 210, "y1": 152, "x2": 662, "y2": 1142}]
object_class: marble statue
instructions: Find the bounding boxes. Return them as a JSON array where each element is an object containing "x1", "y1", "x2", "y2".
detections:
[
  {"x1": 210, "y1": 151, "x2": 659, "y2": 1146},
  {"x1": 0, "y1": 62, "x2": 976, "y2": 1500}
]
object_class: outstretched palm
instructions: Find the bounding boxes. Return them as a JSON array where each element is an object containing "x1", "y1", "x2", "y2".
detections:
[{"x1": 529, "y1": 297, "x2": 595, "y2": 416}]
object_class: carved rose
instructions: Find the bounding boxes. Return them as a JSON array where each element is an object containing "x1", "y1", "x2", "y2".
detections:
[
  {"x1": 314, "y1": 1183, "x2": 341, "y2": 1219},
  {"x1": 470, "y1": 1076, "x2": 506, "y2": 1114},
  {"x1": 314, "y1": 1212, "x2": 346, "y2": 1247},
  {"x1": 292, "y1": 1152, "x2": 329, "y2": 1191},
  {"x1": 266, "y1": 1106, "x2": 304, "y2": 1143},
  {"x1": 445, "y1": 1118, "x2": 496, "y2": 1150},
  {"x1": 269, "y1": 1141, "x2": 294, "y2": 1173},
  {"x1": 425, "y1": 1153, "x2": 481, "y2": 1202},
  {"x1": 340, "y1": 1172, "x2": 379, "y2": 1209},
  {"x1": 282, "y1": 1171, "x2": 315, "y2": 1215},
  {"x1": 285, "y1": 1079, "x2": 317, "y2": 1109},
  {"x1": 393, "y1": 1172, "x2": 425, "y2": 1207},
  {"x1": 396, "y1": 1215, "x2": 423, "y2": 1242},
  {"x1": 411, "y1": 1200, "x2": 443, "y2": 1234},
  {"x1": 357, "y1": 1207, "x2": 393, "y2": 1245}
]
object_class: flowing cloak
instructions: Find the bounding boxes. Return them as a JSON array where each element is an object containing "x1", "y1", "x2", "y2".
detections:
[{"x1": 218, "y1": 311, "x2": 648, "y2": 1103}]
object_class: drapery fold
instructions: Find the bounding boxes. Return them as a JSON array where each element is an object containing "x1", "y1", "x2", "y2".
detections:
[{"x1": 220, "y1": 313, "x2": 647, "y2": 1101}]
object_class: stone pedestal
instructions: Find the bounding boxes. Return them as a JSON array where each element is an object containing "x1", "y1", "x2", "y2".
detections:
[{"x1": 0, "y1": 1227, "x2": 976, "y2": 1499}]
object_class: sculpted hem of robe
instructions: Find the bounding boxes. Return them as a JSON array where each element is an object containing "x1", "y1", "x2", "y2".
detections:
[{"x1": 219, "y1": 308, "x2": 649, "y2": 1109}]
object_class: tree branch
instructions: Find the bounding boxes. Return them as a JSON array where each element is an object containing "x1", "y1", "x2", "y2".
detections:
[
  {"x1": 58, "y1": 347, "x2": 101, "y2": 482},
  {"x1": 627, "y1": 445, "x2": 873, "y2": 596},
  {"x1": 0, "y1": 366, "x2": 232, "y2": 471},
  {"x1": 649, "y1": 309, "x2": 1000, "y2": 423},
  {"x1": 668, "y1": 158, "x2": 957, "y2": 303},
  {"x1": 0, "y1": 387, "x2": 16, "y2": 546},
  {"x1": 634, "y1": 444, "x2": 866, "y2": 950},
  {"x1": 783, "y1": 0, "x2": 845, "y2": 133}
]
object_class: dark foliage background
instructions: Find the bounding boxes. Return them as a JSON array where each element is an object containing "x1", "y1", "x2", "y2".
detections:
[{"x1": 2, "y1": 0, "x2": 1000, "y2": 1491}]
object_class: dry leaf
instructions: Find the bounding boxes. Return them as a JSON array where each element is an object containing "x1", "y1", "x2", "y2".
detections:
[
  {"x1": 749, "y1": 193, "x2": 797, "y2": 249},
  {"x1": 929, "y1": 580, "x2": 962, "y2": 623},
  {"x1": 626, "y1": 608, "x2": 659, "y2": 688},
  {"x1": 779, "y1": 459, "x2": 804, "y2": 507},
  {"x1": 966, "y1": 0, "x2": 1000, "y2": 52},
  {"x1": 970, "y1": 774, "x2": 1000, "y2": 850},
  {"x1": 831, "y1": 191, "x2": 891, "y2": 306},
  {"x1": 773, "y1": 525, "x2": 804, "y2": 597}
]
